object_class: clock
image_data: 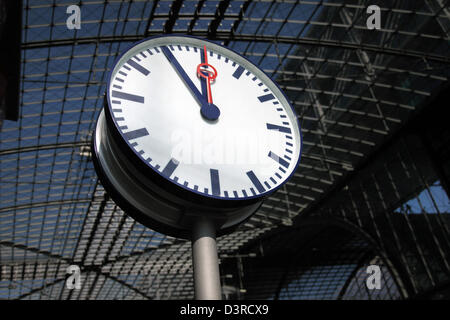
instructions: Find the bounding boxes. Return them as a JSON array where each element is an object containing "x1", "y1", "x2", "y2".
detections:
[{"x1": 92, "y1": 35, "x2": 302, "y2": 239}]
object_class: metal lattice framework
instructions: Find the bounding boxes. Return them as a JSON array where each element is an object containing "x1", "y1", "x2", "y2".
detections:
[{"x1": 1, "y1": 0, "x2": 449, "y2": 299}]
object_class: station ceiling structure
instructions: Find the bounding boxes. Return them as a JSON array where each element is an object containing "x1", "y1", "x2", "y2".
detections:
[{"x1": 0, "y1": 0, "x2": 449, "y2": 299}]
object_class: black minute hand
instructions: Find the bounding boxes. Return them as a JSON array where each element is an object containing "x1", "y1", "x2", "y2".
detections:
[{"x1": 161, "y1": 46, "x2": 207, "y2": 107}]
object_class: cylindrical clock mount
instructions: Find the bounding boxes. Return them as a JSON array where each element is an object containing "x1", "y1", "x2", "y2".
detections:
[{"x1": 93, "y1": 109, "x2": 264, "y2": 240}]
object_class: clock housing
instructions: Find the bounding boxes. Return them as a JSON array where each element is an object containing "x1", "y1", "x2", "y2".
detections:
[{"x1": 92, "y1": 35, "x2": 302, "y2": 239}]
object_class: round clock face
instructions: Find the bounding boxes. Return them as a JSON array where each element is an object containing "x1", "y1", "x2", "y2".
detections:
[{"x1": 106, "y1": 35, "x2": 302, "y2": 201}]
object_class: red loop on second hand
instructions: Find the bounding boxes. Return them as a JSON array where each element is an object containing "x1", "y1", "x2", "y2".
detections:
[{"x1": 197, "y1": 63, "x2": 218, "y2": 80}]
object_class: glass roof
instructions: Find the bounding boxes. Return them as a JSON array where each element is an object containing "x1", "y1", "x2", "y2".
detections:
[{"x1": 0, "y1": 0, "x2": 449, "y2": 299}]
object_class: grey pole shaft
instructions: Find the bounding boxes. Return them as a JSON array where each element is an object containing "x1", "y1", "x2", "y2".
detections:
[{"x1": 191, "y1": 219, "x2": 222, "y2": 300}]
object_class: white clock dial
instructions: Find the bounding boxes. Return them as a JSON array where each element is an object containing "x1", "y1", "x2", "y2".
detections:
[{"x1": 106, "y1": 36, "x2": 302, "y2": 200}]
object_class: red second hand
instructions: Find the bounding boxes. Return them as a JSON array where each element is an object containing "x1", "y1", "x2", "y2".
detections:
[{"x1": 203, "y1": 46, "x2": 213, "y2": 104}]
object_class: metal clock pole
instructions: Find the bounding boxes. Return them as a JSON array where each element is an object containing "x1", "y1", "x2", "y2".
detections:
[{"x1": 191, "y1": 218, "x2": 222, "y2": 300}]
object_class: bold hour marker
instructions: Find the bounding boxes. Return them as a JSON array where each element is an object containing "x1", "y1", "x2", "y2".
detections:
[
  {"x1": 268, "y1": 151, "x2": 289, "y2": 168},
  {"x1": 123, "y1": 128, "x2": 149, "y2": 141},
  {"x1": 232, "y1": 65, "x2": 245, "y2": 79},
  {"x1": 161, "y1": 158, "x2": 179, "y2": 178},
  {"x1": 258, "y1": 93, "x2": 275, "y2": 103},
  {"x1": 210, "y1": 169, "x2": 221, "y2": 196},
  {"x1": 266, "y1": 123, "x2": 292, "y2": 133},
  {"x1": 127, "y1": 59, "x2": 150, "y2": 76},
  {"x1": 111, "y1": 90, "x2": 144, "y2": 103},
  {"x1": 246, "y1": 170, "x2": 265, "y2": 193}
]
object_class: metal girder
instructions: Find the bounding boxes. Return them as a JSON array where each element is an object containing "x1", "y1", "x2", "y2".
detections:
[
  {"x1": 0, "y1": 141, "x2": 90, "y2": 156},
  {"x1": 292, "y1": 82, "x2": 450, "y2": 218},
  {"x1": 207, "y1": 0, "x2": 231, "y2": 39},
  {"x1": 16, "y1": 278, "x2": 66, "y2": 300},
  {"x1": 163, "y1": 0, "x2": 184, "y2": 34},
  {"x1": 223, "y1": 0, "x2": 252, "y2": 46},
  {"x1": 102, "y1": 239, "x2": 187, "y2": 266},
  {"x1": 144, "y1": 0, "x2": 160, "y2": 37},
  {"x1": 0, "y1": 199, "x2": 92, "y2": 213},
  {"x1": 15, "y1": 269, "x2": 153, "y2": 300},
  {"x1": 20, "y1": 33, "x2": 450, "y2": 64},
  {"x1": 0, "y1": 241, "x2": 154, "y2": 300},
  {"x1": 336, "y1": 250, "x2": 374, "y2": 299},
  {"x1": 187, "y1": 0, "x2": 207, "y2": 34},
  {"x1": 78, "y1": 193, "x2": 109, "y2": 265},
  {"x1": 274, "y1": 229, "x2": 330, "y2": 300},
  {"x1": 0, "y1": 241, "x2": 71, "y2": 264}
]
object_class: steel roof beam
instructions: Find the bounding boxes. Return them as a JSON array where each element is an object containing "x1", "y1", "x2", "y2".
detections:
[
  {"x1": 0, "y1": 199, "x2": 91, "y2": 213},
  {"x1": 21, "y1": 34, "x2": 450, "y2": 64},
  {"x1": 0, "y1": 141, "x2": 90, "y2": 156}
]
